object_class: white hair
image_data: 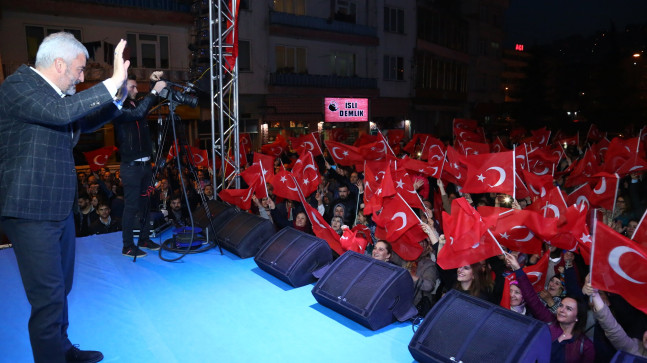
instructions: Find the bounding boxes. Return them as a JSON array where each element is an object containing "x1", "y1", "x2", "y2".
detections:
[{"x1": 35, "y1": 32, "x2": 88, "y2": 68}]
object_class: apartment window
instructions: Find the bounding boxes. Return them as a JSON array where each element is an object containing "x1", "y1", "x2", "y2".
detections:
[
  {"x1": 275, "y1": 45, "x2": 306, "y2": 73},
  {"x1": 416, "y1": 53, "x2": 467, "y2": 93},
  {"x1": 383, "y1": 55, "x2": 404, "y2": 81},
  {"x1": 238, "y1": 40, "x2": 251, "y2": 72},
  {"x1": 334, "y1": 0, "x2": 356, "y2": 23},
  {"x1": 127, "y1": 33, "x2": 169, "y2": 69},
  {"x1": 26, "y1": 26, "x2": 82, "y2": 64},
  {"x1": 274, "y1": 0, "x2": 305, "y2": 15},
  {"x1": 330, "y1": 52, "x2": 355, "y2": 77},
  {"x1": 384, "y1": 7, "x2": 404, "y2": 34}
]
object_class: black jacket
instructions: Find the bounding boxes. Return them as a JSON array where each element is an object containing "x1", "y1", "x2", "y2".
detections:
[{"x1": 113, "y1": 93, "x2": 158, "y2": 163}]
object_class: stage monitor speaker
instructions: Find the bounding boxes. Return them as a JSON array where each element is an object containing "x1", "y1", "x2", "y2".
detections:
[
  {"x1": 254, "y1": 227, "x2": 333, "y2": 287},
  {"x1": 408, "y1": 289, "x2": 551, "y2": 363},
  {"x1": 311, "y1": 251, "x2": 417, "y2": 331},
  {"x1": 193, "y1": 200, "x2": 239, "y2": 240},
  {"x1": 215, "y1": 211, "x2": 276, "y2": 258},
  {"x1": 611, "y1": 351, "x2": 647, "y2": 363}
]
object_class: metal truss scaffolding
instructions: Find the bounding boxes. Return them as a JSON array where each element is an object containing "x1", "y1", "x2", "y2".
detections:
[{"x1": 209, "y1": 0, "x2": 240, "y2": 193}]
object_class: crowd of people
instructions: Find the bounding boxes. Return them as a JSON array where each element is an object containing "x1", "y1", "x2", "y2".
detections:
[{"x1": 75, "y1": 121, "x2": 647, "y2": 361}]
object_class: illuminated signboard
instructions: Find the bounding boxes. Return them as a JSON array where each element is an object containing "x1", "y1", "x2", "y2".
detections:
[
  {"x1": 324, "y1": 97, "x2": 369, "y2": 122},
  {"x1": 515, "y1": 44, "x2": 524, "y2": 51}
]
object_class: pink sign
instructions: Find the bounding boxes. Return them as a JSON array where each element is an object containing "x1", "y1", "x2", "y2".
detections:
[{"x1": 324, "y1": 97, "x2": 369, "y2": 122}]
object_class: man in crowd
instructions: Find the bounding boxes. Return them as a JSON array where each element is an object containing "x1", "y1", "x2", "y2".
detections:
[
  {"x1": 167, "y1": 193, "x2": 190, "y2": 227},
  {"x1": 113, "y1": 73, "x2": 166, "y2": 258},
  {"x1": 76, "y1": 192, "x2": 98, "y2": 237},
  {"x1": 0, "y1": 32, "x2": 129, "y2": 362},
  {"x1": 89, "y1": 202, "x2": 121, "y2": 235}
]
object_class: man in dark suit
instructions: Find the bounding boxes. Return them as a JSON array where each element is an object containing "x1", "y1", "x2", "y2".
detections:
[{"x1": 0, "y1": 32, "x2": 129, "y2": 363}]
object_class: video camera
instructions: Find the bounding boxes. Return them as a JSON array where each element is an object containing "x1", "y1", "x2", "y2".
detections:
[{"x1": 158, "y1": 79, "x2": 199, "y2": 108}]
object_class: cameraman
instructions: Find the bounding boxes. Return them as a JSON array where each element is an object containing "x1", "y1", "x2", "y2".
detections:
[{"x1": 113, "y1": 71, "x2": 166, "y2": 258}]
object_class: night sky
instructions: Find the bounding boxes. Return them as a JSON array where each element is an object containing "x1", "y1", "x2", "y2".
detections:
[{"x1": 504, "y1": 0, "x2": 647, "y2": 47}]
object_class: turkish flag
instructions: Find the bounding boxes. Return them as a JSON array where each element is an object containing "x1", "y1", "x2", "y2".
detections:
[
  {"x1": 324, "y1": 140, "x2": 362, "y2": 166},
  {"x1": 269, "y1": 170, "x2": 301, "y2": 201},
  {"x1": 239, "y1": 133, "x2": 253, "y2": 154},
  {"x1": 240, "y1": 163, "x2": 267, "y2": 199},
  {"x1": 479, "y1": 207, "x2": 554, "y2": 254},
  {"x1": 291, "y1": 151, "x2": 320, "y2": 197},
  {"x1": 290, "y1": 133, "x2": 322, "y2": 157},
  {"x1": 616, "y1": 154, "x2": 647, "y2": 177},
  {"x1": 567, "y1": 183, "x2": 594, "y2": 210},
  {"x1": 490, "y1": 136, "x2": 509, "y2": 153},
  {"x1": 457, "y1": 140, "x2": 490, "y2": 156},
  {"x1": 587, "y1": 124, "x2": 606, "y2": 143},
  {"x1": 261, "y1": 134, "x2": 288, "y2": 157},
  {"x1": 420, "y1": 135, "x2": 445, "y2": 161},
  {"x1": 631, "y1": 208, "x2": 647, "y2": 248},
  {"x1": 299, "y1": 191, "x2": 344, "y2": 255},
  {"x1": 461, "y1": 150, "x2": 515, "y2": 195},
  {"x1": 548, "y1": 203, "x2": 590, "y2": 251},
  {"x1": 372, "y1": 193, "x2": 425, "y2": 260},
  {"x1": 438, "y1": 198, "x2": 501, "y2": 270},
  {"x1": 358, "y1": 139, "x2": 390, "y2": 161},
  {"x1": 442, "y1": 146, "x2": 467, "y2": 187},
  {"x1": 253, "y1": 152, "x2": 275, "y2": 180},
  {"x1": 84, "y1": 146, "x2": 117, "y2": 172},
  {"x1": 526, "y1": 186, "x2": 568, "y2": 226},
  {"x1": 530, "y1": 127, "x2": 551, "y2": 146},
  {"x1": 455, "y1": 127, "x2": 486, "y2": 143},
  {"x1": 403, "y1": 133, "x2": 422, "y2": 155},
  {"x1": 592, "y1": 137, "x2": 611, "y2": 162},
  {"x1": 520, "y1": 169, "x2": 553, "y2": 198},
  {"x1": 188, "y1": 146, "x2": 209, "y2": 168},
  {"x1": 591, "y1": 220, "x2": 647, "y2": 314},
  {"x1": 589, "y1": 172, "x2": 619, "y2": 210},
  {"x1": 604, "y1": 137, "x2": 640, "y2": 173},
  {"x1": 393, "y1": 167, "x2": 425, "y2": 209},
  {"x1": 354, "y1": 132, "x2": 378, "y2": 146},
  {"x1": 387, "y1": 129, "x2": 405, "y2": 147},
  {"x1": 340, "y1": 228, "x2": 368, "y2": 254},
  {"x1": 558, "y1": 133, "x2": 579, "y2": 148},
  {"x1": 372, "y1": 193, "x2": 422, "y2": 242},
  {"x1": 219, "y1": 187, "x2": 254, "y2": 210},
  {"x1": 400, "y1": 155, "x2": 438, "y2": 178},
  {"x1": 514, "y1": 144, "x2": 528, "y2": 171},
  {"x1": 564, "y1": 148, "x2": 599, "y2": 187},
  {"x1": 500, "y1": 251, "x2": 550, "y2": 309}
]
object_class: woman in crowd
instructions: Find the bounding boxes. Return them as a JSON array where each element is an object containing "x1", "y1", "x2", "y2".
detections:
[
  {"x1": 508, "y1": 280, "x2": 531, "y2": 316},
  {"x1": 293, "y1": 211, "x2": 311, "y2": 233},
  {"x1": 330, "y1": 216, "x2": 344, "y2": 236},
  {"x1": 505, "y1": 254, "x2": 594, "y2": 362},
  {"x1": 582, "y1": 274, "x2": 647, "y2": 358},
  {"x1": 540, "y1": 275, "x2": 566, "y2": 314},
  {"x1": 371, "y1": 240, "x2": 392, "y2": 263},
  {"x1": 410, "y1": 222, "x2": 439, "y2": 316}
]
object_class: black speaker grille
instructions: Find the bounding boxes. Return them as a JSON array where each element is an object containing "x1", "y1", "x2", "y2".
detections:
[
  {"x1": 344, "y1": 263, "x2": 397, "y2": 310},
  {"x1": 318, "y1": 254, "x2": 399, "y2": 312},
  {"x1": 318, "y1": 254, "x2": 369, "y2": 300},
  {"x1": 421, "y1": 296, "x2": 490, "y2": 357},
  {"x1": 461, "y1": 310, "x2": 529, "y2": 362}
]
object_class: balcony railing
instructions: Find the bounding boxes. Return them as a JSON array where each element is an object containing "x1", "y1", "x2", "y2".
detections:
[
  {"x1": 72, "y1": 0, "x2": 191, "y2": 12},
  {"x1": 270, "y1": 11, "x2": 376, "y2": 37},
  {"x1": 270, "y1": 73, "x2": 377, "y2": 89}
]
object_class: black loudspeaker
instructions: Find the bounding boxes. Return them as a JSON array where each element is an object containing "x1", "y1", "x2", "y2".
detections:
[
  {"x1": 193, "y1": 200, "x2": 239, "y2": 241},
  {"x1": 254, "y1": 227, "x2": 333, "y2": 287},
  {"x1": 611, "y1": 351, "x2": 647, "y2": 363},
  {"x1": 311, "y1": 251, "x2": 417, "y2": 331},
  {"x1": 409, "y1": 289, "x2": 551, "y2": 363},
  {"x1": 215, "y1": 211, "x2": 276, "y2": 258}
]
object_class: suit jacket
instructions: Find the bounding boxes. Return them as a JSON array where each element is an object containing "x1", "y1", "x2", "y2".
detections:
[{"x1": 0, "y1": 65, "x2": 120, "y2": 221}]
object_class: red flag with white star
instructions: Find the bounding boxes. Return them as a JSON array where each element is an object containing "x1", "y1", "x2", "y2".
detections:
[{"x1": 461, "y1": 151, "x2": 515, "y2": 195}]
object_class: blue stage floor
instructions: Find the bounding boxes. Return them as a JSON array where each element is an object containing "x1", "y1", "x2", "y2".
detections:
[{"x1": 1, "y1": 232, "x2": 416, "y2": 362}]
